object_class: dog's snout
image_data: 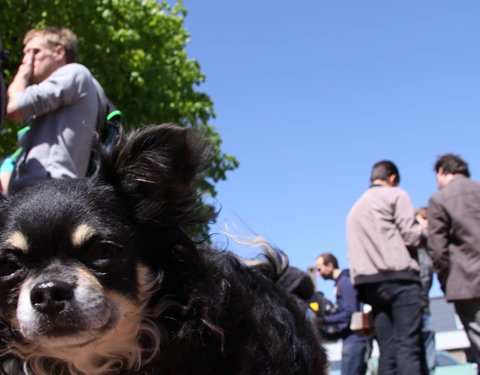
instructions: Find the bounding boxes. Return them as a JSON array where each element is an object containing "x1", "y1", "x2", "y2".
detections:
[{"x1": 30, "y1": 280, "x2": 74, "y2": 314}]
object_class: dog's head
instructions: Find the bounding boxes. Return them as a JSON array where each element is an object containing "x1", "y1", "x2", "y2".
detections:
[{"x1": 0, "y1": 124, "x2": 210, "y2": 375}]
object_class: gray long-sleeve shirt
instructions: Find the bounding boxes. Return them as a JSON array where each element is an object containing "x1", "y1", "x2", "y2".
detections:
[{"x1": 9, "y1": 63, "x2": 101, "y2": 193}]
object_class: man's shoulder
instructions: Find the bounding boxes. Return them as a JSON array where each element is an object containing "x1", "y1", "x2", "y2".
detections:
[
  {"x1": 338, "y1": 269, "x2": 353, "y2": 285},
  {"x1": 432, "y1": 176, "x2": 480, "y2": 201},
  {"x1": 347, "y1": 190, "x2": 369, "y2": 219},
  {"x1": 348, "y1": 186, "x2": 411, "y2": 223},
  {"x1": 360, "y1": 185, "x2": 409, "y2": 200},
  {"x1": 389, "y1": 185, "x2": 410, "y2": 197},
  {"x1": 453, "y1": 175, "x2": 480, "y2": 189},
  {"x1": 429, "y1": 187, "x2": 443, "y2": 204},
  {"x1": 52, "y1": 63, "x2": 93, "y2": 80},
  {"x1": 348, "y1": 187, "x2": 380, "y2": 218},
  {"x1": 340, "y1": 268, "x2": 350, "y2": 277}
]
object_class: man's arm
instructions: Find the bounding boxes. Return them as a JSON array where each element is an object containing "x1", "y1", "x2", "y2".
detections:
[
  {"x1": 6, "y1": 52, "x2": 33, "y2": 121},
  {"x1": 11, "y1": 64, "x2": 87, "y2": 122},
  {"x1": 323, "y1": 276, "x2": 356, "y2": 328},
  {"x1": 395, "y1": 190, "x2": 424, "y2": 248},
  {"x1": 427, "y1": 196, "x2": 450, "y2": 291}
]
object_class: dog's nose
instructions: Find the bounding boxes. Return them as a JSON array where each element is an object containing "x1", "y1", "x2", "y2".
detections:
[{"x1": 30, "y1": 280, "x2": 74, "y2": 315}]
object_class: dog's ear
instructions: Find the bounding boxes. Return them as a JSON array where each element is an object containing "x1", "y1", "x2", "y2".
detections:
[{"x1": 96, "y1": 124, "x2": 210, "y2": 227}]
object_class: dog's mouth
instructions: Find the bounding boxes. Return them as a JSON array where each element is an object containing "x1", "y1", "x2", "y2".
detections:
[
  {"x1": 17, "y1": 297, "x2": 119, "y2": 344},
  {"x1": 31, "y1": 303, "x2": 117, "y2": 338},
  {"x1": 28, "y1": 310, "x2": 119, "y2": 349}
]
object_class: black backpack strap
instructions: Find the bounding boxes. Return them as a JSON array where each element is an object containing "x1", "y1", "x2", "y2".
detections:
[
  {"x1": 0, "y1": 72, "x2": 5, "y2": 132},
  {"x1": 0, "y1": 36, "x2": 6, "y2": 131},
  {"x1": 93, "y1": 77, "x2": 108, "y2": 135},
  {"x1": 86, "y1": 84, "x2": 123, "y2": 176},
  {"x1": 101, "y1": 103, "x2": 122, "y2": 150}
]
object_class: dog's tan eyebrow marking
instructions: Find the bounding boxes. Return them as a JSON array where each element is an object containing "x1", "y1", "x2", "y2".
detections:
[
  {"x1": 72, "y1": 224, "x2": 97, "y2": 247},
  {"x1": 3, "y1": 231, "x2": 29, "y2": 253}
]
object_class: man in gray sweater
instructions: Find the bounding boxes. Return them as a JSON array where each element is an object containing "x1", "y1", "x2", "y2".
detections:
[
  {"x1": 347, "y1": 160, "x2": 426, "y2": 375},
  {"x1": 6, "y1": 27, "x2": 106, "y2": 194},
  {"x1": 428, "y1": 154, "x2": 480, "y2": 369}
]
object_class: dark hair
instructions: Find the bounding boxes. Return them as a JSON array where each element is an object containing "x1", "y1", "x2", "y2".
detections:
[
  {"x1": 370, "y1": 160, "x2": 400, "y2": 185},
  {"x1": 317, "y1": 253, "x2": 339, "y2": 269},
  {"x1": 434, "y1": 154, "x2": 470, "y2": 177}
]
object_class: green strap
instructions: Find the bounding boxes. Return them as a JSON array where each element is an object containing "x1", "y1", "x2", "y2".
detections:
[
  {"x1": 17, "y1": 125, "x2": 31, "y2": 137},
  {"x1": 106, "y1": 110, "x2": 122, "y2": 121},
  {"x1": 8, "y1": 125, "x2": 32, "y2": 163},
  {"x1": 10, "y1": 146, "x2": 24, "y2": 160}
]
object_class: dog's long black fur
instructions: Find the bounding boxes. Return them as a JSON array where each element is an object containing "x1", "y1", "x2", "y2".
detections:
[{"x1": 0, "y1": 124, "x2": 327, "y2": 375}]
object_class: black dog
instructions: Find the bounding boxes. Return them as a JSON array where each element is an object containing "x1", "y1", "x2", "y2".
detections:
[{"x1": 0, "y1": 124, "x2": 327, "y2": 375}]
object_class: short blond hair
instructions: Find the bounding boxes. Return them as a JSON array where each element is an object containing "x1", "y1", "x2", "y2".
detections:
[{"x1": 24, "y1": 27, "x2": 78, "y2": 63}]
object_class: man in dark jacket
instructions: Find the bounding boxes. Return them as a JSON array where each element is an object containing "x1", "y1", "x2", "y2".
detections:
[
  {"x1": 316, "y1": 253, "x2": 371, "y2": 375},
  {"x1": 428, "y1": 153, "x2": 480, "y2": 368}
]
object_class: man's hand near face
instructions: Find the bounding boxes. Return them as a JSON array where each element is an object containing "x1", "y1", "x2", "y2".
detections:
[
  {"x1": 6, "y1": 51, "x2": 34, "y2": 121},
  {"x1": 18, "y1": 51, "x2": 34, "y2": 83}
]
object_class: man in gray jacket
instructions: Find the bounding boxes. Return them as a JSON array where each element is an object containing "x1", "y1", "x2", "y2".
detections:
[
  {"x1": 428, "y1": 153, "x2": 480, "y2": 367},
  {"x1": 347, "y1": 160, "x2": 426, "y2": 375}
]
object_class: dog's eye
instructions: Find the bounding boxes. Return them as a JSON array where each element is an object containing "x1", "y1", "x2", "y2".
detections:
[
  {"x1": 0, "y1": 259, "x2": 21, "y2": 278},
  {"x1": 89, "y1": 241, "x2": 123, "y2": 266}
]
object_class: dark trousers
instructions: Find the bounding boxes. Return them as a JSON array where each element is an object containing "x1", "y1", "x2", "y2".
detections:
[
  {"x1": 454, "y1": 298, "x2": 480, "y2": 374},
  {"x1": 359, "y1": 281, "x2": 424, "y2": 375},
  {"x1": 421, "y1": 314, "x2": 436, "y2": 375},
  {"x1": 341, "y1": 337, "x2": 371, "y2": 375}
]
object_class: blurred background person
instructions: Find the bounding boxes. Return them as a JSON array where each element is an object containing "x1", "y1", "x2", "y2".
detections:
[
  {"x1": 316, "y1": 252, "x2": 371, "y2": 375},
  {"x1": 428, "y1": 154, "x2": 480, "y2": 372},
  {"x1": 415, "y1": 206, "x2": 436, "y2": 375}
]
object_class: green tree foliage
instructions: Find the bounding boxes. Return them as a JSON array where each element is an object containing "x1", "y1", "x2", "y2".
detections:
[{"x1": 0, "y1": 0, "x2": 238, "y2": 233}]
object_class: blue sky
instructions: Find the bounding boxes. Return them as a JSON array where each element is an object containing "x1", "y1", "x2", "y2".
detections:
[{"x1": 181, "y1": 1, "x2": 480, "y2": 300}]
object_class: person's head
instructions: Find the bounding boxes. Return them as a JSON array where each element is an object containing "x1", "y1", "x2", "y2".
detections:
[
  {"x1": 370, "y1": 160, "x2": 400, "y2": 186},
  {"x1": 414, "y1": 206, "x2": 428, "y2": 230},
  {"x1": 434, "y1": 154, "x2": 470, "y2": 189},
  {"x1": 415, "y1": 206, "x2": 427, "y2": 221},
  {"x1": 23, "y1": 27, "x2": 77, "y2": 83},
  {"x1": 315, "y1": 253, "x2": 339, "y2": 280}
]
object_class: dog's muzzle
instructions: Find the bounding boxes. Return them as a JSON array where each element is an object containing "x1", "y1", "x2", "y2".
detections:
[
  {"x1": 30, "y1": 280, "x2": 74, "y2": 315},
  {"x1": 16, "y1": 266, "x2": 118, "y2": 345}
]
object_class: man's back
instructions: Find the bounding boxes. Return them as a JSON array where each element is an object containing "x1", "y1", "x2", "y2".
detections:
[
  {"x1": 428, "y1": 175, "x2": 480, "y2": 300},
  {"x1": 347, "y1": 185, "x2": 421, "y2": 285},
  {"x1": 346, "y1": 160, "x2": 424, "y2": 375}
]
